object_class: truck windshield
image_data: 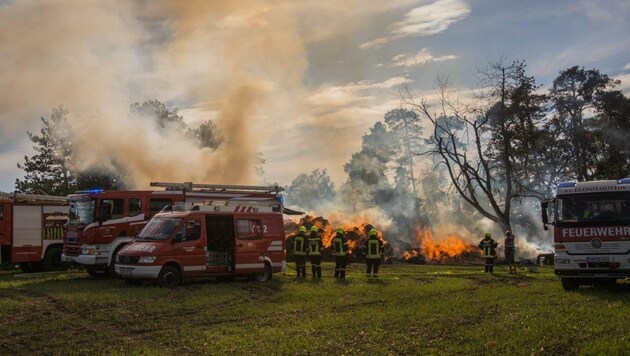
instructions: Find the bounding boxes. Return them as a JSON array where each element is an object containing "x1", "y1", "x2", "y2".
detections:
[
  {"x1": 69, "y1": 198, "x2": 95, "y2": 226},
  {"x1": 557, "y1": 192, "x2": 630, "y2": 224},
  {"x1": 138, "y1": 217, "x2": 182, "y2": 240}
]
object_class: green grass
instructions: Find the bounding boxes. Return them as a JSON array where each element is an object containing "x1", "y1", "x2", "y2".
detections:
[{"x1": 0, "y1": 264, "x2": 628, "y2": 355}]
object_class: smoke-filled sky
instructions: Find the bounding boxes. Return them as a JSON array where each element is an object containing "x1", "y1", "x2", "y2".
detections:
[{"x1": 1, "y1": 0, "x2": 629, "y2": 192}]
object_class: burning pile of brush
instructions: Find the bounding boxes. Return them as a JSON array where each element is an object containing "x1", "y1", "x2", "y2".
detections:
[{"x1": 285, "y1": 215, "x2": 481, "y2": 264}]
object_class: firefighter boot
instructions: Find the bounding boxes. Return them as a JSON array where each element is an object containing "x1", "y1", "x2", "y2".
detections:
[
  {"x1": 312, "y1": 266, "x2": 317, "y2": 279},
  {"x1": 316, "y1": 266, "x2": 322, "y2": 279}
]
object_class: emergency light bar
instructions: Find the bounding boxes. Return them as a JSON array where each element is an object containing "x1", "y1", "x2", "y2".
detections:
[{"x1": 150, "y1": 182, "x2": 283, "y2": 194}]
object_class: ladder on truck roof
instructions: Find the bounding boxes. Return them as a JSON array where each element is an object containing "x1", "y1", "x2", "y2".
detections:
[
  {"x1": 0, "y1": 192, "x2": 68, "y2": 204},
  {"x1": 150, "y1": 182, "x2": 283, "y2": 194}
]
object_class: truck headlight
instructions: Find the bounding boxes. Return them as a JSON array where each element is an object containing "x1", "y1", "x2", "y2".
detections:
[
  {"x1": 138, "y1": 256, "x2": 156, "y2": 264},
  {"x1": 81, "y1": 248, "x2": 95, "y2": 255}
]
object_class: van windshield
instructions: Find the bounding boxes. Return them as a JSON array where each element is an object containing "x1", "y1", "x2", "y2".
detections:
[{"x1": 138, "y1": 217, "x2": 182, "y2": 240}]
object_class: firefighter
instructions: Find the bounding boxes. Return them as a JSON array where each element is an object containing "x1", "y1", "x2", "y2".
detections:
[
  {"x1": 363, "y1": 228, "x2": 384, "y2": 278},
  {"x1": 478, "y1": 232, "x2": 498, "y2": 273},
  {"x1": 331, "y1": 228, "x2": 349, "y2": 279},
  {"x1": 293, "y1": 226, "x2": 308, "y2": 278},
  {"x1": 307, "y1": 226, "x2": 323, "y2": 279},
  {"x1": 504, "y1": 231, "x2": 517, "y2": 274}
]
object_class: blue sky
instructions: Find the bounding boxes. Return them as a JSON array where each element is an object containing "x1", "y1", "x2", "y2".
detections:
[{"x1": 0, "y1": 0, "x2": 629, "y2": 192}]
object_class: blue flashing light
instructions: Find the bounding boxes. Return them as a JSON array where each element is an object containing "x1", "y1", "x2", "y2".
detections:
[
  {"x1": 618, "y1": 178, "x2": 630, "y2": 185},
  {"x1": 277, "y1": 195, "x2": 285, "y2": 204},
  {"x1": 76, "y1": 188, "x2": 104, "y2": 194},
  {"x1": 557, "y1": 182, "x2": 576, "y2": 188}
]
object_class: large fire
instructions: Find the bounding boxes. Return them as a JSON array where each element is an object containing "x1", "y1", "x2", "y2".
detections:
[
  {"x1": 286, "y1": 215, "x2": 480, "y2": 264},
  {"x1": 414, "y1": 228, "x2": 479, "y2": 263}
]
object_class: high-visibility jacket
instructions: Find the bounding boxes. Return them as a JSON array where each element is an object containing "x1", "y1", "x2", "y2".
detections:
[
  {"x1": 307, "y1": 236, "x2": 322, "y2": 256},
  {"x1": 332, "y1": 235, "x2": 348, "y2": 256},
  {"x1": 365, "y1": 237, "x2": 383, "y2": 259},
  {"x1": 293, "y1": 233, "x2": 308, "y2": 256},
  {"x1": 478, "y1": 238, "x2": 497, "y2": 258}
]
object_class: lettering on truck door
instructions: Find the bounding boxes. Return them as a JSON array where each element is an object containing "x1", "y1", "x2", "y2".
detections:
[{"x1": 235, "y1": 218, "x2": 264, "y2": 272}]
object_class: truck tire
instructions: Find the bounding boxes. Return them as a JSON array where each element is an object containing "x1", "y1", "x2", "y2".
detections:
[
  {"x1": 561, "y1": 277, "x2": 579, "y2": 291},
  {"x1": 157, "y1": 266, "x2": 181, "y2": 287},
  {"x1": 255, "y1": 263, "x2": 272, "y2": 282},
  {"x1": 42, "y1": 246, "x2": 67, "y2": 271}
]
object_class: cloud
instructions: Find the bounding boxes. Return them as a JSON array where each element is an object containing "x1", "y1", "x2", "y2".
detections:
[
  {"x1": 391, "y1": 48, "x2": 459, "y2": 67},
  {"x1": 614, "y1": 73, "x2": 630, "y2": 94},
  {"x1": 623, "y1": 63, "x2": 630, "y2": 71},
  {"x1": 359, "y1": 0, "x2": 470, "y2": 49},
  {"x1": 307, "y1": 76, "x2": 412, "y2": 109}
]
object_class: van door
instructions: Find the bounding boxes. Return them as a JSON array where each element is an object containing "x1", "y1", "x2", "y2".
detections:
[
  {"x1": 172, "y1": 218, "x2": 206, "y2": 278},
  {"x1": 0, "y1": 204, "x2": 9, "y2": 246},
  {"x1": 234, "y1": 218, "x2": 264, "y2": 272}
]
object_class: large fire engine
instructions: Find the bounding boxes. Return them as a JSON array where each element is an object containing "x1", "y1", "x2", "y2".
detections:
[
  {"x1": 114, "y1": 182, "x2": 295, "y2": 286},
  {"x1": 0, "y1": 192, "x2": 69, "y2": 272},
  {"x1": 62, "y1": 188, "x2": 188, "y2": 276},
  {"x1": 542, "y1": 179, "x2": 630, "y2": 290}
]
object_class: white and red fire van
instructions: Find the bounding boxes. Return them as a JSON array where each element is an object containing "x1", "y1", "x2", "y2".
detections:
[{"x1": 114, "y1": 183, "x2": 298, "y2": 286}]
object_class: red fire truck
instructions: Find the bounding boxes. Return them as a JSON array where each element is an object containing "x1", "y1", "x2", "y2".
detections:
[
  {"x1": 62, "y1": 188, "x2": 187, "y2": 276},
  {"x1": 0, "y1": 192, "x2": 69, "y2": 272},
  {"x1": 114, "y1": 182, "x2": 293, "y2": 286},
  {"x1": 542, "y1": 179, "x2": 630, "y2": 290}
]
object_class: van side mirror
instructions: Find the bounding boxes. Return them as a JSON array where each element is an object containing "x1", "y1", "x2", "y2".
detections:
[
  {"x1": 173, "y1": 232, "x2": 183, "y2": 243},
  {"x1": 541, "y1": 201, "x2": 549, "y2": 228}
]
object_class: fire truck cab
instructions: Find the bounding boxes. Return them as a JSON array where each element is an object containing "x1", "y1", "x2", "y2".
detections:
[
  {"x1": 0, "y1": 192, "x2": 69, "y2": 272},
  {"x1": 542, "y1": 179, "x2": 630, "y2": 290},
  {"x1": 115, "y1": 183, "x2": 290, "y2": 286}
]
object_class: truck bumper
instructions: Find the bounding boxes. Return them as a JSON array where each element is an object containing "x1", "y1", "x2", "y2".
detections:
[
  {"x1": 61, "y1": 253, "x2": 77, "y2": 263},
  {"x1": 115, "y1": 264, "x2": 161, "y2": 279},
  {"x1": 554, "y1": 252, "x2": 630, "y2": 278}
]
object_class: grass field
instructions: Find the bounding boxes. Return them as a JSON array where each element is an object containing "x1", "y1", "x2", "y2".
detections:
[{"x1": 1, "y1": 263, "x2": 628, "y2": 355}]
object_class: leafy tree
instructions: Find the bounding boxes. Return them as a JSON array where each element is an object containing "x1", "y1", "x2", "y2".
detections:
[
  {"x1": 592, "y1": 90, "x2": 630, "y2": 178},
  {"x1": 547, "y1": 66, "x2": 619, "y2": 181},
  {"x1": 129, "y1": 99, "x2": 186, "y2": 132},
  {"x1": 384, "y1": 108, "x2": 423, "y2": 196},
  {"x1": 285, "y1": 169, "x2": 335, "y2": 211},
  {"x1": 188, "y1": 120, "x2": 224, "y2": 149},
  {"x1": 15, "y1": 106, "x2": 76, "y2": 195}
]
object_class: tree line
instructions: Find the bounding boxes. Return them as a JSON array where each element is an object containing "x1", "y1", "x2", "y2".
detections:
[{"x1": 285, "y1": 61, "x2": 629, "y2": 240}]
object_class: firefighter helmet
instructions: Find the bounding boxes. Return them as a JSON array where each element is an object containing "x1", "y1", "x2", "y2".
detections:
[
  {"x1": 505, "y1": 231, "x2": 512, "y2": 236},
  {"x1": 299, "y1": 226, "x2": 307, "y2": 233},
  {"x1": 369, "y1": 229, "x2": 377, "y2": 237},
  {"x1": 310, "y1": 226, "x2": 318, "y2": 232},
  {"x1": 335, "y1": 228, "x2": 344, "y2": 234},
  {"x1": 484, "y1": 232, "x2": 491, "y2": 238}
]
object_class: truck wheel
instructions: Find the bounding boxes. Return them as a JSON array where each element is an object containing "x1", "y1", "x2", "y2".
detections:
[
  {"x1": 561, "y1": 277, "x2": 579, "y2": 291},
  {"x1": 42, "y1": 247, "x2": 66, "y2": 271},
  {"x1": 157, "y1": 266, "x2": 181, "y2": 287},
  {"x1": 108, "y1": 245, "x2": 126, "y2": 277},
  {"x1": 256, "y1": 263, "x2": 272, "y2": 282}
]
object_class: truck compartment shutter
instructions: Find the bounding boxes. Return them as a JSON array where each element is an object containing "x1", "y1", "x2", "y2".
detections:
[{"x1": 13, "y1": 206, "x2": 42, "y2": 247}]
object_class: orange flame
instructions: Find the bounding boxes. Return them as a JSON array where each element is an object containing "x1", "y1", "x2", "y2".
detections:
[{"x1": 415, "y1": 229, "x2": 477, "y2": 263}]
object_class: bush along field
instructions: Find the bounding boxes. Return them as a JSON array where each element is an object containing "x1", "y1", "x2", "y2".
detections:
[{"x1": 0, "y1": 263, "x2": 628, "y2": 355}]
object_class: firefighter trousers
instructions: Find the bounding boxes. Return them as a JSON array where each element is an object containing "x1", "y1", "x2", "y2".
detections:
[
  {"x1": 366, "y1": 258, "x2": 381, "y2": 277},
  {"x1": 294, "y1": 255, "x2": 307, "y2": 278},
  {"x1": 334, "y1": 255, "x2": 348, "y2": 279},
  {"x1": 309, "y1": 255, "x2": 322, "y2": 278},
  {"x1": 484, "y1": 257, "x2": 495, "y2": 273}
]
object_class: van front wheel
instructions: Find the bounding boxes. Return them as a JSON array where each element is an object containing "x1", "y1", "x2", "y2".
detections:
[{"x1": 157, "y1": 266, "x2": 181, "y2": 287}]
